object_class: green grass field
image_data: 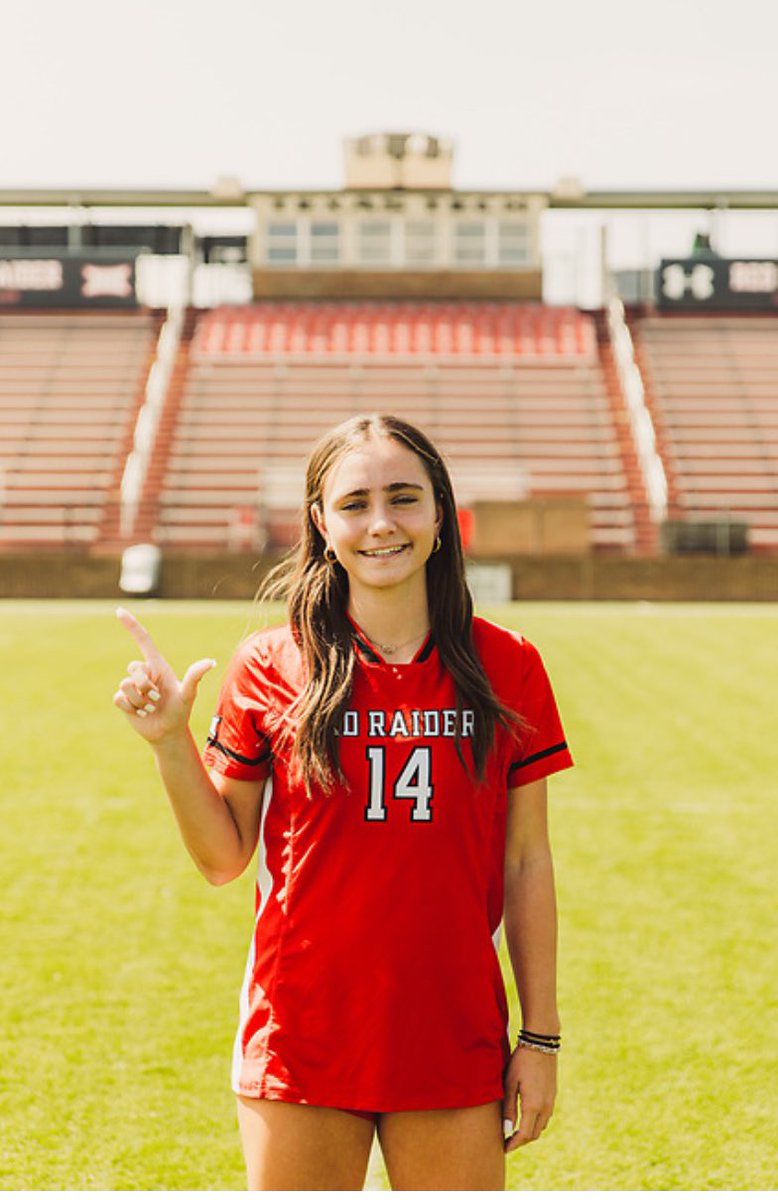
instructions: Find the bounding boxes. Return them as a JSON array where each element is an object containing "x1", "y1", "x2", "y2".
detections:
[{"x1": 1, "y1": 599, "x2": 776, "y2": 1189}]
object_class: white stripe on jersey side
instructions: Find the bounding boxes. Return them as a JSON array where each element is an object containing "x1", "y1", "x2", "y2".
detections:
[
  {"x1": 491, "y1": 923, "x2": 510, "y2": 1052},
  {"x1": 254, "y1": 775, "x2": 276, "y2": 924},
  {"x1": 231, "y1": 775, "x2": 275, "y2": 1094}
]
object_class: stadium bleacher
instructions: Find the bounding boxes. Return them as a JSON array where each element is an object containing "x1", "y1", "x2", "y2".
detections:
[
  {"x1": 0, "y1": 311, "x2": 158, "y2": 547},
  {"x1": 631, "y1": 314, "x2": 778, "y2": 552},
  {"x1": 2, "y1": 301, "x2": 775, "y2": 563},
  {"x1": 151, "y1": 302, "x2": 635, "y2": 552}
]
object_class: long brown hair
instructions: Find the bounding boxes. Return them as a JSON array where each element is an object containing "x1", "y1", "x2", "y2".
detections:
[{"x1": 260, "y1": 413, "x2": 520, "y2": 792}]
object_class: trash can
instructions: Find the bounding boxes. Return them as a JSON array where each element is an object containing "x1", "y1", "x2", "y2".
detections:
[
  {"x1": 466, "y1": 562, "x2": 513, "y2": 604},
  {"x1": 119, "y1": 543, "x2": 162, "y2": 595}
]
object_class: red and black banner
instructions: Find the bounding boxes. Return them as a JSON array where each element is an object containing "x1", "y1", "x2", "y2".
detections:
[{"x1": 0, "y1": 254, "x2": 137, "y2": 308}]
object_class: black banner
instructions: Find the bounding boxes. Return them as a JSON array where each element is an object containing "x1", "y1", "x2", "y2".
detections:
[
  {"x1": 0, "y1": 253, "x2": 137, "y2": 308},
  {"x1": 656, "y1": 257, "x2": 778, "y2": 310}
]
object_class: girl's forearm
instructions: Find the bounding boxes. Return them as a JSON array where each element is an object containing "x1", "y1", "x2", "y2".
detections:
[
  {"x1": 151, "y1": 728, "x2": 244, "y2": 884},
  {"x1": 503, "y1": 850, "x2": 561, "y2": 1034}
]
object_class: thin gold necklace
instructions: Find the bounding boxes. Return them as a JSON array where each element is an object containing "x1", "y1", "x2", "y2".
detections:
[
  {"x1": 359, "y1": 625, "x2": 429, "y2": 655},
  {"x1": 375, "y1": 632, "x2": 428, "y2": 655}
]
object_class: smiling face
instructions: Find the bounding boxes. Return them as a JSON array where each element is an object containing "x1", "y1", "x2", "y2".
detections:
[{"x1": 311, "y1": 433, "x2": 441, "y2": 606}]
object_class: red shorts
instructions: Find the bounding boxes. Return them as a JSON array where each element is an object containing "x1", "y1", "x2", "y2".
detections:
[{"x1": 345, "y1": 1108, "x2": 380, "y2": 1123}]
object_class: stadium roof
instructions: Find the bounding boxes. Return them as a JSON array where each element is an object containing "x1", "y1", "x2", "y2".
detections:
[{"x1": 2, "y1": 187, "x2": 778, "y2": 210}]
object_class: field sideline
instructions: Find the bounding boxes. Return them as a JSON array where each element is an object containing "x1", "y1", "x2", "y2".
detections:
[{"x1": 1, "y1": 599, "x2": 775, "y2": 1189}]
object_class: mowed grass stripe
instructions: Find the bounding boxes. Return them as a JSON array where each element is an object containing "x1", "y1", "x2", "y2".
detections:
[{"x1": 1, "y1": 601, "x2": 775, "y2": 1188}]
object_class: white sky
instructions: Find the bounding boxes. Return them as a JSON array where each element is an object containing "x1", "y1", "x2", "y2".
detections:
[{"x1": 3, "y1": 0, "x2": 778, "y2": 193}]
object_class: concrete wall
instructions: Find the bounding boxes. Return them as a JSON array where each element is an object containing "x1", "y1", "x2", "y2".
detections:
[
  {"x1": 2, "y1": 551, "x2": 778, "y2": 602},
  {"x1": 505, "y1": 554, "x2": 778, "y2": 601}
]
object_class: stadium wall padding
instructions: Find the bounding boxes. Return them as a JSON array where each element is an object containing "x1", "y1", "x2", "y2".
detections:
[
  {"x1": 251, "y1": 268, "x2": 544, "y2": 299},
  {"x1": 1, "y1": 552, "x2": 778, "y2": 602}
]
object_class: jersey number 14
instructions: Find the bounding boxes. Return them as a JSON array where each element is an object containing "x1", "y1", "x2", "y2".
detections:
[{"x1": 365, "y1": 745, "x2": 434, "y2": 822}]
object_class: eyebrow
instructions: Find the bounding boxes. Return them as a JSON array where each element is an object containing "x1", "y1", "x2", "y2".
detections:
[{"x1": 336, "y1": 481, "x2": 425, "y2": 501}]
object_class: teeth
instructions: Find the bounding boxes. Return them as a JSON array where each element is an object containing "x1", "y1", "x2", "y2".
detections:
[{"x1": 362, "y1": 545, "x2": 406, "y2": 557}]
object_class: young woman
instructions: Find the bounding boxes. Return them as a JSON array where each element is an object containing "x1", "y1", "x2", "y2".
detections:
[{"x1": 114, "y1": 413, "x2": 573, "y2": 1190}]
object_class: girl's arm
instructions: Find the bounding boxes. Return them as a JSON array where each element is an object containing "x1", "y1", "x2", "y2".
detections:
[
  {"x1": 113, "y1": 608, "x2": 264, "y2": 885},
  {"x1": 501, "y1": 776, "x2": 560, "y2": 1151}
]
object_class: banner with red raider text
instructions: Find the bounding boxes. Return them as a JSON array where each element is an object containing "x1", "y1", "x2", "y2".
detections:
[{"x1": 0, "y1": 254, "x2": 137, "y2": 308}]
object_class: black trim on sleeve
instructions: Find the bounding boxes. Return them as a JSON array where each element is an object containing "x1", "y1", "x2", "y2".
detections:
[
  {"x1": 510, "y1": 741, "x2": 569, "y2": 772},
  {"x1": 206, "y1": 736, "x2": 271, "y2": 767}
]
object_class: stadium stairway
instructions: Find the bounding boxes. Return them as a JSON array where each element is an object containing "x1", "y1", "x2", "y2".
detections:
[
  {"x1": 97, "y1": 310, "x2": 167, "y2": 546},
  {"x1": 118, "y1": 307, "x2": 200, "y2": 547},
  {"x1": 627, "y1": 310, "x2": 683, "y2": 521},
  {"x1": 592, "y1": 309, "x2": 656, "y2": 554},
  {"x1": 0, "y1": 311, "x2": 160, "y2": 549},
  {"x1": 628, "y1": 312, "x2": 778, "y2": 553}
]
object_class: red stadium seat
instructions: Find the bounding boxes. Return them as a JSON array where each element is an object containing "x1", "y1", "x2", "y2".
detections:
[{"x1": 151, "y1": 302, "x2": 634, "y2": 552}]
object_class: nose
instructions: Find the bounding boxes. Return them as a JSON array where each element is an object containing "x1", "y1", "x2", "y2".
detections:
[{"x1": 367, "y1": 502, "x2": 397, "y2": 536}]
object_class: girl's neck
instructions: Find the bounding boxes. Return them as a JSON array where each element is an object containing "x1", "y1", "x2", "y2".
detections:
[{"x1": 348, "y1": 589, "x2": 430, "y2": 662}]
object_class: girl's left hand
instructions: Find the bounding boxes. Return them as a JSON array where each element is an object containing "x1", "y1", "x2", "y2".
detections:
[{"x1": 502, "y1": 1045, "x2": 558, "y2": 1152}]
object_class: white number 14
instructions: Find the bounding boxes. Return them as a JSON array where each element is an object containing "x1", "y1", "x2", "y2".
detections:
[{"x1": 365, "y1": 745, "x2": 434, "y2": 822}]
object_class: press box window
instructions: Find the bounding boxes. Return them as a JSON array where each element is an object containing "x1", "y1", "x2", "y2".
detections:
[
  {"x1": 498, "y1": 221, "x2": 529, "y2": 265},
  {"x1": 310, "y1": 222, "x2": 341, "y2": 263},
  {"x1": 357, "y1": 220, "x2": 392, "y2": 264},
  {"x1": 454, "y1": 221, "x2": 486, "y2": 265},
  {"x1": 266, "y1": 222, "x2": 298, "y2": 264},
  {"x1": 405, "y1": 220, "x2": 436, "y2": 264}
]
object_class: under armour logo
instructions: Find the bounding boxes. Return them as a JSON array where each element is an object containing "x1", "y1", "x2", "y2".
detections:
[
  {"x1": 661, "y1": 263, "x2": 715, "y2": 301},
  {"x1": 80, "y1": 263, "x2": 134, "y2": 299}
]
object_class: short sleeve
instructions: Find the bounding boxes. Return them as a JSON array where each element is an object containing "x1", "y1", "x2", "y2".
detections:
[
  {"x1": 506, "y1": 639, "x2": 573, "y2": 789},
  {"x1": 201, "y1": 636, "x2": 272, "y2": 781}
]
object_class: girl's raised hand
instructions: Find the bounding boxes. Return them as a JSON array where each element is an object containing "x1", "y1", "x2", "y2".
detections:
[{"x1": 113, "y1": 607, "x2": 216, "y2": 745}]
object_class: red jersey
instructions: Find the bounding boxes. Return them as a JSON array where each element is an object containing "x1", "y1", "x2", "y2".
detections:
[{"x1": 202, "y1": 615, "x2": 572, "y2": 1112}]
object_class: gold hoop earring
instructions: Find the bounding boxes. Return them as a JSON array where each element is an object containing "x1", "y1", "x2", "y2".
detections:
[
  {"x1": 432, "y1": 534, "x2": 442, "y2": 554},
  {"x1": 324, "y1": 546, "x2": 337, "y2": 564}
]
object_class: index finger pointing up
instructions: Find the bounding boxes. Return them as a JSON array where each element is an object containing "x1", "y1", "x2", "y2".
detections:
[{"x1": 116, "y1": 607, "x2": 163, "y2": 664}]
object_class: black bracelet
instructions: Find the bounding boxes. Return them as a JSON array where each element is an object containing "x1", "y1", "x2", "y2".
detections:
[
  {"x1": 518, "y1": 1029, "x2": 561, "y2": 1057},
  {"x1": 519, "y1": 1028, "x2": 561, "y2": 1046}
]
